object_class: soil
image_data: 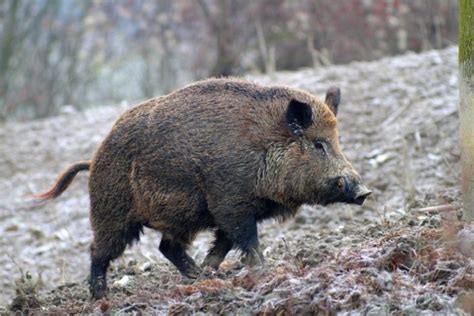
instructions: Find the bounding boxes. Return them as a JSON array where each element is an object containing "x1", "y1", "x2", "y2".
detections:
[{"x1": 1, "y1": 46, "x2": 472, "y2": 315}]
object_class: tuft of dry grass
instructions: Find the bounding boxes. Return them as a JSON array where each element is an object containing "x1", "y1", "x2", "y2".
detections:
[
  {"x1": 172, "y1": 278, "x2": 233, "y2": 297},
  {"x1": 9, "y1": 272, "x2": 43, "y2": 313}
]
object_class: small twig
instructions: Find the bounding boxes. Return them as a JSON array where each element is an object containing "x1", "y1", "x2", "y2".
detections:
[
  {"x1": 281, "y1": 237, "x2": 292, "y2": 257},
  {"x1": 116, "y1": 304, "x2": 137, "y2": 314},
  {"x1": 414, "y1": 129, "x2": 422, "y2": 150},
  {"x1": 7, "y1": 252, "x2": 24, "y2": 278},
  {"x1": 402, "y1": 138, "x2": 416, "y2": 207},
  {"x1": 413, "y1": 204, "x2": 460, "y2": 214},
  {"x1": 116, "y1": 303, "x2": 147, "y2": 314},
  {"x1": 441, "y1": 151, "x2": 459, "y2": 181},
  {"x1": 59, "y1": 258, "x2": 68, "y2": 285},
  {"x1": 382, "y1": 102, "x2": 411, "y2": 128}
]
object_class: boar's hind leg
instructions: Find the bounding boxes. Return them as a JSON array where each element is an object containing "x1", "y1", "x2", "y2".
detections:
[
  {"x1": 90, "y1": 222, "x2": 143, "y2": 299},
  {"x1": 201, "y1": 229, "x2": 233, "y2": 269},
  {"x1": 90, "y1": 250, "x2": 111, "y2": 300},
  {"x1": 212, "y1": 208, "x2": 264, "y2": 267},
  {"x1": 159, "y1": 236, "x2": 201, "y2": 278}
]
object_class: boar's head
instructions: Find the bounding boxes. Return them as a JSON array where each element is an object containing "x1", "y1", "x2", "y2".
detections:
[{"x1": 257, "y1": 87, "x2": 371, "y2": 208}]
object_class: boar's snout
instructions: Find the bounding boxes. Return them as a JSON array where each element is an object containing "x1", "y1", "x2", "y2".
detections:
[
  {"x1": 353, "y1": 183, "x2": 372, "y2": 205},
  {"x1": 335, "y1": 176, "x2": 372, "y2": 206}
]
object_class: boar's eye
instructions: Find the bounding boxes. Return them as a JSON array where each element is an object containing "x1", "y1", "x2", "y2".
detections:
[{"x1": 314, "y1": 140, "x2": 328, "y2": 156}]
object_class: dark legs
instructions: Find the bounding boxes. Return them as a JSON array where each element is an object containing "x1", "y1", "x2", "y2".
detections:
[
  {"x1": 202, "y1": 229, "x2": 233, "y2": 269},
  {"x1": 90, "y1": 251, "x2": 111, "y2": 300},
  {"x1": 210, "y1": 207, "x2": 264, "y2": 267},
  {"x1": 159, "y1": 237, "x2": 201, "y2": 278},
  {"x1": 163, "y1": 207, "x2": 263, "y2": 275},
  {"x1": 89, "y1": 236, "x2": 126, "y2": 300},
  {"x1": 89, "y1": 223, "x2": 142, "y2": 299},
  {"x1": 89, "y1": 202, "x2": 264, "y2": 300},
  {"x1": 229, "y1": 214, "x2": 264, "y2": 266}
]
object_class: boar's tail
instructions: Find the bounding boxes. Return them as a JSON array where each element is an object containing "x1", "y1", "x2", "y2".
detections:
[{"x1": 33, "y1": 161, "x2": 91, "y2": 200}]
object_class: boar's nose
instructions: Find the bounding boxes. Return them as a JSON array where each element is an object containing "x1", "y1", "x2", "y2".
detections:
[{"x1": 353, "y1": 184, "x2": 372, "y2": 205}]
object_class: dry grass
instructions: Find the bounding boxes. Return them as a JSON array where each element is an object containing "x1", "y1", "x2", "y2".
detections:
[{"x1": 9, "y1": 214, "x2": 471, "y2": 315}]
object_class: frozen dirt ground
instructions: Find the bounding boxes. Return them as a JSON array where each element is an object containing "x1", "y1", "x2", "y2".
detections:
[{"x1": 1, "y1": 46, "x2": 473, "y2": 314}]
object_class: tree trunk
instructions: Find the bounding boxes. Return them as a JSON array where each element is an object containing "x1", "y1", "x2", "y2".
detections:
[
  {"x1": 197, "y1": 0, "x2": 239, "y2": 77},
  {"x1": 459, "y1": 0, "x2": 474, "y2": 220},
  {"x1": 0, "y1": 0, "x2": 20, "y2": 111}
]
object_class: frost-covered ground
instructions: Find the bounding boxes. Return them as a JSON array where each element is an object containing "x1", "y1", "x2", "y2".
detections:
[{"x1": 1, "y1": 47, "x2": 472, "y2": 314}]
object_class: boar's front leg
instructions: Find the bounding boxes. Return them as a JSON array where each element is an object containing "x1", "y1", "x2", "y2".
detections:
[
  {"x1": 211, "y1": 206, "x2": 264, "y2": 267},
  {"x1": 159, "y1": 236, "x2": 201, "y2": 278},
  {"x1": 202, "y1": 229, "x2": 233, "y2": 269}
]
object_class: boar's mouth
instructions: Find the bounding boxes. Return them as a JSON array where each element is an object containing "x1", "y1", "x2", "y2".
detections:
[
  {"x1": 317, "y1": 178, "x2": 372, "y2": 206},
  {"x1": 353, "y1": 186, "x2": 372, "y2": 205}
]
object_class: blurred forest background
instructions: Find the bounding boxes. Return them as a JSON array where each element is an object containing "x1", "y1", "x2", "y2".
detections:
[{"x1": 0, "y1": 0, "x2": 457, "y2": 120}]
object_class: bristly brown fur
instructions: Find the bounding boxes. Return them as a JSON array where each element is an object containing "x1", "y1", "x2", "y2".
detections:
[
  {"x1": 35, "y1": 78, "x2": 367, "y2": 299},
  {"x1": 34, "y1": 161, "x2": 90, "y2": 200}
]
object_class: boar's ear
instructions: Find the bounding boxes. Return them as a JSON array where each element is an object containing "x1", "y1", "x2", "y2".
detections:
[
  {"x1": 325, "y1": 87, "x2": 341, "y2": 116},
  {"x1": 286, "y1": 99, "x2": 313, "y2": 137}
]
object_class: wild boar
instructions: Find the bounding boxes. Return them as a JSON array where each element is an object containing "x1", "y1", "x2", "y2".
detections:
[{"x1": 36, "y1": 78, "x2": 371, "y2": 299}]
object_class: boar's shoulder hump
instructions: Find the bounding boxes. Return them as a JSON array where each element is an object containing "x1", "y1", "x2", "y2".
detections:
[{"x1": 176, "y1": 78, "x2": 294, "y2": 102}]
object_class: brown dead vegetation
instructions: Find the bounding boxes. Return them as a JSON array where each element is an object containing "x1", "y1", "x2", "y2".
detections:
[{"x1": 7, "y1": 214, "x2": 471, "y2": 315}]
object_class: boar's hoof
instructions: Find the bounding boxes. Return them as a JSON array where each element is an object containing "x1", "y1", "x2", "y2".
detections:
[
  {"x1": 90, "y1": 277, "x2": 107, "y2": 300},
  {"x1": 201, "y1": 254, "x2": 224, "y2": 270},
  {"x1": 182, "y1": 264, "x2": 202, "y2": 280},
  {"x1": 241, "y1": 248, "x2": 265, "y2": 267}
]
